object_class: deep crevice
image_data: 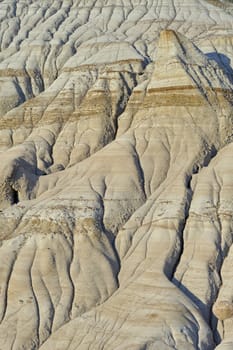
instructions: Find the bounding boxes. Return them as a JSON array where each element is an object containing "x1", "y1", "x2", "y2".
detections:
[{"x1": 170, "y1": 144, "x2": 218, "y2": 287}]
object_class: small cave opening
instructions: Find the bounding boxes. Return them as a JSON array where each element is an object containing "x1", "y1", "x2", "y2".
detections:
[{"x1": 12, "y1": 188, "x2": 19, "y2": 204}]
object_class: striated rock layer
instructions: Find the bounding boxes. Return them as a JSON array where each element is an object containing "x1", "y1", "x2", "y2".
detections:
[{"x1": 0, "y1": 1, "x2": 233, "y2": 349}]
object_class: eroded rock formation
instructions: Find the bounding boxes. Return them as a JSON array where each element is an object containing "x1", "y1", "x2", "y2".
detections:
[{"x1": 0, "y1": 1, "x2": 233, "y2": 349}]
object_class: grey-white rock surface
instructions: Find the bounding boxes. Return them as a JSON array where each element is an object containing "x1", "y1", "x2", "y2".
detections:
[{"x1": 0, "y1": 0, "x2": 233, "y2": 349}]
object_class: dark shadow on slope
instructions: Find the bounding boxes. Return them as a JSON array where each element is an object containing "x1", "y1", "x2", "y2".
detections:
[
  {"x1": 207, "y1": 52, "x2": 233, "y2": 85},
  {"x1": 172, "y1": 277, "x2": 221, "y2": 345}
]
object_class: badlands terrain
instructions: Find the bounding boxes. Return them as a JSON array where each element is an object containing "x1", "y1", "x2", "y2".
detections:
[{"x1": 0, "y1": 0, "x2": 233, "y2": 349}]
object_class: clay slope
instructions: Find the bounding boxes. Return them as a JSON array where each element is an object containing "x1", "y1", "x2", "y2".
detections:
[{"x1": 0, "y1": 1, "x2": 233, "y2": 350}]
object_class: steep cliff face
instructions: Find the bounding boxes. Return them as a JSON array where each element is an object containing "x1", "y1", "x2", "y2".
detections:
[{"x1": 0, "y1": 1, "x2": 233, "y2": 349}]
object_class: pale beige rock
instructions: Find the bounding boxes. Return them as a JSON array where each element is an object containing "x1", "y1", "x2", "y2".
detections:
[{"x1": 0, "y1": 1, "x2": 233, "y2": 350}]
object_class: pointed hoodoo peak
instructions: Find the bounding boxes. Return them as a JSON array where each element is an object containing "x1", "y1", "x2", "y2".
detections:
[
  {"x1": 157, "y1": 29, "x2": 185, "y2": 59},
  {"x1": 156, "y1": 29, "x2": 209, "y2": 68},
  {"x1": 147, "y1": 29, "x2": 233, "y2": 100},
  {"x1": 149, "y1": 30, "x2": 205, "y2": 91},
  {"x1": 158, "y1": 29, "x2": 179, "y2": 44}
]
